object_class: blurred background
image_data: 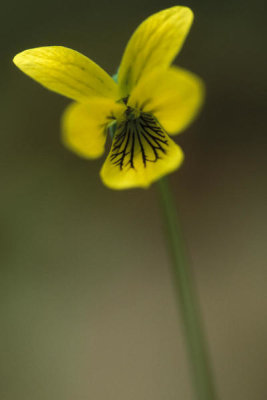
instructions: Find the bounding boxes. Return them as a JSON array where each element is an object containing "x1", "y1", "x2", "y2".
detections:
[{"x1": 1, "y1": 0, "x2": 266, "y2": 399}]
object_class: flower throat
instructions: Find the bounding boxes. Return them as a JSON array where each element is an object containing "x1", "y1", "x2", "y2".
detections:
[{"x1": 110, "y1": 110, "x2": 169, "y2": 171}]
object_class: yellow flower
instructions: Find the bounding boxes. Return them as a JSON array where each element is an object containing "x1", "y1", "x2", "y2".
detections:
[{"x1": 13, "y1": 6, "x2": 204, "y2": 190}]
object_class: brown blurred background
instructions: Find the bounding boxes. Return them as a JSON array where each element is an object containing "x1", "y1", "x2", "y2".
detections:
[{"x1": 1, "y1": 0, "x2": 266, "y2": 399}]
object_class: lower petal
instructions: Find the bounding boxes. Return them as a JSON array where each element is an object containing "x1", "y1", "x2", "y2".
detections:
[
  {"x1": 62, "y1": 99, "x2": 124, "y2": 159},
  {"x1": 128, "y1": 67, "x2": 204, "y2": 135},
  {"x1": 100, "y1": 111, "x2": 184, "y2": 190}
]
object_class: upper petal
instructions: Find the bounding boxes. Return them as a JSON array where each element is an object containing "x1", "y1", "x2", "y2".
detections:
[
  {"x1": 128, "y1": 67, "x2": 204, "y2": 135},
  {"x1": 118, "y1": 6, "x2": 193, "y2": 97},
  {"x1": 13, "y1": 46, "x2": 119, "y2": 101},
  {"x1": 62, "y1": 99, "x2": 125, "y2": 159}
]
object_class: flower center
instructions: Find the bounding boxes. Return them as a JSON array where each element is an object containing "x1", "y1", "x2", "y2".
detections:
[{"x1": 125, "y1": 105, "x2": 141, "y2": 120}]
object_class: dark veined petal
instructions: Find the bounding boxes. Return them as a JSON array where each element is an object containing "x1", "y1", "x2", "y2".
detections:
[{"x1": 100, "y1": 110, "x2": 183, "y2": 189}]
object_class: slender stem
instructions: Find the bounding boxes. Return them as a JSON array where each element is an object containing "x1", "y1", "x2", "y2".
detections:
[{"x1": 157, "y1": 176, "x2": 218, "y2": 400}]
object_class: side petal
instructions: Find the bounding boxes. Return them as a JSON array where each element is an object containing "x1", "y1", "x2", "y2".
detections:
[
  {"x1": 118, "y1": 6, "x2": 193, "y2": 97},
  {"x1": 62, "y1": 99, "x2": 125, "y2": 159},
  {"x1": 100, "y1": 112, "x2": 184, "y2": 190},
  {"x1": 128, "y1": 67, "x2": 205, "y2": 135},
  {"x1": 13, "y1": 46, "x2": 119, "y2": 101}
]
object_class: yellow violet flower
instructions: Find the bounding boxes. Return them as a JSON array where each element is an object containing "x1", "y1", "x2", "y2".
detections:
[{"x1": 13, "y1": 6, "x2": 204, "y2": 190}]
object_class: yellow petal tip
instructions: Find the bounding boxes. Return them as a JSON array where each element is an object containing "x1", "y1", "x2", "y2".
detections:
[{"x1": 13, "y1": 52, "x2": 24, "y2": 68}]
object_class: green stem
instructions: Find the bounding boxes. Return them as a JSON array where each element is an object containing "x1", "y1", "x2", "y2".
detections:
[{"x1": 157, "y1": 177, "x2": 218, "y2": 400}]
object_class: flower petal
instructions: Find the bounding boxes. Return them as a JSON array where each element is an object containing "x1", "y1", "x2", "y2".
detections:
[
  {"x1": 100, "y1": 111, "x2": 184, "y2": 189},
  {"x1": 62, "y1": 99, "x2": 125, "y2": 159},
  {"x1": 128, "y1": 67, "x2": 204, "y2": 135},
  {"x1": 13, "y1": 46, "x2": 119, "y2": 101},
  {"x1": 118, "y1": 6, "x2": 193, "y2": 97}
]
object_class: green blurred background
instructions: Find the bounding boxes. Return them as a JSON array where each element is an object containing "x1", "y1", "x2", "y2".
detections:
[{"x1": 1, "y1": 0, "x2": 266, "y2": 399}]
